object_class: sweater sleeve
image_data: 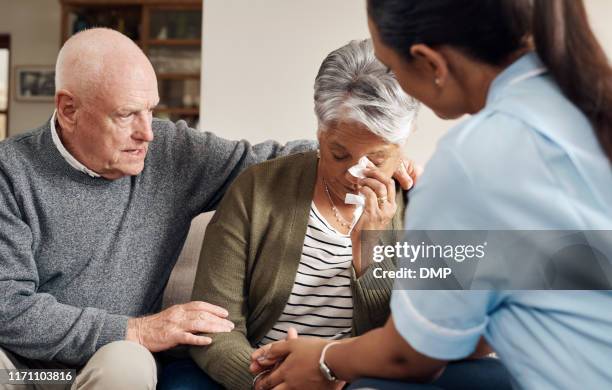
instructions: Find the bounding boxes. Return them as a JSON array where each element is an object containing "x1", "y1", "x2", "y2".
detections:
[
  {"x1": 0, "y1": 169, "x2": 128, "y2": 365},
  {"x1": 189, "y1": 169, "x2": 256, "y2": 390},
  {"x1": 166, "y1": 120, "x2": 317, "y2": 214}
]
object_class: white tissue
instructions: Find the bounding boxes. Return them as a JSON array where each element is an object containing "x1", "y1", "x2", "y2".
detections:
[
  {"x1": 344, "y1": 156, "x2": 372, "y2": 206},
  {"x1": 347, "y1": 156, "x2": 372, "y2": 179},
  {"x1": 344, "y1": 193, "x2": 365, "y2": 206}
]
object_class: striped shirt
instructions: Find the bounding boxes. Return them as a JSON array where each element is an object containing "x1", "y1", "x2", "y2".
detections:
[{"x1": 258, "y1": 202, "x2": 357, "y2": 345}]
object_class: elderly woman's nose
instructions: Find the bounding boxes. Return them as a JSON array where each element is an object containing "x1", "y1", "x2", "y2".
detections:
[{"x1": 344, "y1": 171, "x2": 360, "y2": 186}]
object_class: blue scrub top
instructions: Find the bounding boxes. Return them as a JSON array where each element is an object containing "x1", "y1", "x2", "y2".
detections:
[{"x1": 392, "y1": 53, "x2": 612, "y2": 389}]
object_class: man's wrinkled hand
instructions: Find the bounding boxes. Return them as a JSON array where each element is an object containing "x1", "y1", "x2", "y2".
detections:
[
  {"x1": 393, "y1": 158, "x2": 422, "y2": 190},
  {"x1": 126, "y1": 301, "x2": 234, "y2": 352}
]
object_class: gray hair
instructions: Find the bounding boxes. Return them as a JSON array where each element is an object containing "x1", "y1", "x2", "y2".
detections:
[{"x1": 314, "y1": 39, "x2": 419, "y2": 144}]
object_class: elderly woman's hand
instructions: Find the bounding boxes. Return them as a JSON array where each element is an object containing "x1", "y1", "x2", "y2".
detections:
[
  {"x1": 250, "y1": 328, "x2": 299, "y2": 388},
  {"x1": 251, "y1": 338, "x2": 345, "y2": 390},
  {"x1": 350, "y1": 166, "x2": 398, "y2": 276}
]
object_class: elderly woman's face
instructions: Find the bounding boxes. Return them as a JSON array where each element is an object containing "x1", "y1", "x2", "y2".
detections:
[{"x1": 318, "y1": 121, "x2": 401, "y2": 200}]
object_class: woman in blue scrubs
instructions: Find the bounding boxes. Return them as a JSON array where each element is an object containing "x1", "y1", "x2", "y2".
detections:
[{"x1": 251, "y1": 0, "x2": 612, "y2": 389}]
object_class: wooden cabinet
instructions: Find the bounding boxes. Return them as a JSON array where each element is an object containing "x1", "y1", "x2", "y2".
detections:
[{"x1": 59, "y1": 0, "x2": 202, "y2": 126}]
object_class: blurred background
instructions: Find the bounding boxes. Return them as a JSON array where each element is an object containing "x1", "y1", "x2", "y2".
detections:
[{"x1": 0, "y1": 0, "x2": 611, "y2": 165}]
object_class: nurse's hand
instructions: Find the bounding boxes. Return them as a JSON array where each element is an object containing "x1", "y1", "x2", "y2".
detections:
[{"x1": 351, "y1": 166, "x2": 397, "y2": 276}]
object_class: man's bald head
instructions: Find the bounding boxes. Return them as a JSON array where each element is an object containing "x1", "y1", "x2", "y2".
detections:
[
  {"x1": 55, "y1": 28, "x2": 156, "y2": 102},
  {"x1": 54, "y1": 28, "x2": 159, "y2": 180}
]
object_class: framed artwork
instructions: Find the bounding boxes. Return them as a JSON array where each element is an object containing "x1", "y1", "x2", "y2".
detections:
[{"x1": 15, "y1": 66, "x2": 55, "y2": 101}]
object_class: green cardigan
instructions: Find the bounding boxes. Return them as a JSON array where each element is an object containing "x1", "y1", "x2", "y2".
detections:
[{"x1": 190, "y1": 151, "x2": 406, "y2": 390}]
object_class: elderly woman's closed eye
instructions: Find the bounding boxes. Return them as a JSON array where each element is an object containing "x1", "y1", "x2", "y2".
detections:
[{"x1": 189, "y1": 39, "x2": 420, "y2": 390}]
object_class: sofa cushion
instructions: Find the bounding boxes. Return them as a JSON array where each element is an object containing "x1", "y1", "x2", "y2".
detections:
[{"x1": 162, "y1": 212, "x2": 214, "y2": 309}]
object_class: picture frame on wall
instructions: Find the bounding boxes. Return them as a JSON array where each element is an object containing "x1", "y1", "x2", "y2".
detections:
[{"x1": 15, "y1": 66, "x2": 55, "y2": 102}]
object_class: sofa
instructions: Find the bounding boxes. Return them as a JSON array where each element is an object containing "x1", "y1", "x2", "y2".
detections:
[{"x1": 161, "y1": 212, "x2": 214, "y2": 310}]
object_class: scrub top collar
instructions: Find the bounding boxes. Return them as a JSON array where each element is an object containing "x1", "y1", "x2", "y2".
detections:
[{"x1": 486, "y1": 51, "x2": 548, "y2": 106}]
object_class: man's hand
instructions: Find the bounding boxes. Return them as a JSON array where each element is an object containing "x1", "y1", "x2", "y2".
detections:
[
  {"x1": 126, "y1": 301, "x2": 234, "y2": 352},
  {"x1": 392, "y1": 158, "x2": 422, "y2": 190}
]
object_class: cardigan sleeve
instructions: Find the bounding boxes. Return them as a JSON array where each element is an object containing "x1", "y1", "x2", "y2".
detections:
[
  {"x1": 350, "y1": 188, "x2": 406, "y2": 336},
  {"x1": 189, "y1": 170, "x2": 256, "y2": 390},
  {"x1": 350, "y1": 257, "x2": 395, "y2": 336}
]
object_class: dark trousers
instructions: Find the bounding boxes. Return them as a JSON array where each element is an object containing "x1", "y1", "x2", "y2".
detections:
[
  {"x1": 159, "y1": 357, "x2": 511, "y2": 390},
  {"x1": 157, "y1": 358, "x2": 222, "y2": 390},
  {"x1": 347, "y1": 358, "x2": 512, "y2": 390}
]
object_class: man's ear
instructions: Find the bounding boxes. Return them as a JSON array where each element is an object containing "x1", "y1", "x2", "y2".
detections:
[
  {"x1": 409, "y1": 44, "x2": 449, "y2": 88},
  {"x1": 55, "y1": 89, "x2": 78, "y2": 132}
]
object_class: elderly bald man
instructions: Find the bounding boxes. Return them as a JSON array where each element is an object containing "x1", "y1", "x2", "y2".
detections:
[{"x1": 0, "y1": 28, "x2": 320, "y2": 390}]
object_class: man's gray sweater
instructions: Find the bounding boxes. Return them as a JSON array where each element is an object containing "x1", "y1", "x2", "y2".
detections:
[{"x1": 0, "y1": 118, "x2": 314, "y2": 366}]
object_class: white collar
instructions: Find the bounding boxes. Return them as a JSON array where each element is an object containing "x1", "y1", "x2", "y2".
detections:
[{"x1": 50, "y1": 111, "x2": 101, "y2": 178}]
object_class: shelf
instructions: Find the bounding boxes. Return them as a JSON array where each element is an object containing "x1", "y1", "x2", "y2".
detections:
[
  {"x1": 61, "y1": 1, "x2": 201, "y2": 5},
  {"x1": 157, "y1": 72, "x2": 200, "y2": 79},
  {"x1": 147, "y1": 39, "x2": 201, "y2": 46},
  {"x1": 155, "y1": 107, "x2": 199, "y2": 115},
  {"x1": 61, "y1": 1, "x2": 202, "y2": 125}
]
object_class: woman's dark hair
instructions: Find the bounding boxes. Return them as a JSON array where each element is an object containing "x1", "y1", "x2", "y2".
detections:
[{"x1": 368, "y1": 0, "x2": 612, "y2": 162}]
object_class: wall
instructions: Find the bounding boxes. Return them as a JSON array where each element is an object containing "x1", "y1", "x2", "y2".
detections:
[
  {"x1": 586, "y1": 1, "x2": 612, "y2": 51},
  {"x1": 0, "y1": 0, "x2": 61, "y2": 136},
  {"x1": 201, "y1": 0, "x2": 612, "y2": 166},
  {"x1": 200, "y1": 0, "x2": 374, "y2": 150}
]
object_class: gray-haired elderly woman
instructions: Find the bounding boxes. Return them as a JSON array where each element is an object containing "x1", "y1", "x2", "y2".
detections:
[{"x1": 189, "y1": 39, "x2": 420, "y2": 390}]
